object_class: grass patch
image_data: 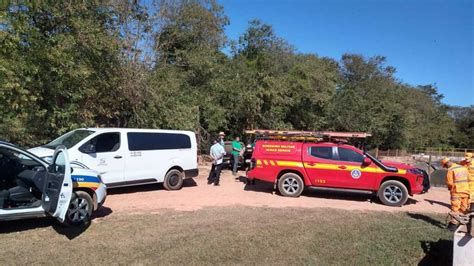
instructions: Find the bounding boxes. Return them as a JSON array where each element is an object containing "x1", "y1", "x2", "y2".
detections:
[{"x1": 0, "y1": 207, "x2": 452, "y2": 265}]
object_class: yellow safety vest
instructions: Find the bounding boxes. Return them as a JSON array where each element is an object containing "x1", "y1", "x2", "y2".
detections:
[
  {"x1": 461, "y1": 160, "x2": 474, "y2": 194},
  {"x1": 449, "y1": 164, "x2": 470, "y2": 194}
]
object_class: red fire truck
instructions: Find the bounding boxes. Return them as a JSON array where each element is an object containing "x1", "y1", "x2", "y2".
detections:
[{"x1": 246, "y1": 130, "x2": 428, "y2": 206}]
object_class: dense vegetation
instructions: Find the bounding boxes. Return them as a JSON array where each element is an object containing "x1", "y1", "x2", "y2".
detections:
[{"x1": 1, "y1": 1, "x2": 472, "y2": 150}]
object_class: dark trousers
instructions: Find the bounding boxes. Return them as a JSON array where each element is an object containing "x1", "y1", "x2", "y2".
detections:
[
  {"x1": 207, "y1": 163, "x2": 223, "y2": 184},
  {"x1": 0, "y1": 190, "x2": 8, "y2": 208}
]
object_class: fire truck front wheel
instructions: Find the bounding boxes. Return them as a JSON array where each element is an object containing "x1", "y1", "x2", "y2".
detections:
[
  {"x1": 377, "y1": 180, "x2": 408, "y2": 207},
  {"x1": 278, "y1": 173, "x2": 304, "y2": 197}
]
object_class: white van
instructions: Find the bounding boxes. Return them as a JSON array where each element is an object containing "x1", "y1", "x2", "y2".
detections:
[{"x1": 28, "y1": 128, "x2": 198, "y2": 190}]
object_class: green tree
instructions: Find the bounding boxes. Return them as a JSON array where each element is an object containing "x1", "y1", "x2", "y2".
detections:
[
  {"x1": 0, "y1": 1, "x2": 469, "y2": 150},
  {"x1": 228, "y1": 20, "x2": 338, "y2": 135},
  {"x1": 130, "y1": 0, "x2": 230, "y2": 150},
  {"x1": 449, "y1": 106, "x2": 474, "y2": 148},
  {"x1": 330, "y1": 54, "x2": 455, "y2": 150},
  {"x1": 0, "y1": 1, "x2": 132, "y2": 146}
]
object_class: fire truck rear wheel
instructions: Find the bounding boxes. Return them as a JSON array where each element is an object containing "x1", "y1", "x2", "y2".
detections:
[{"x1": 278, "y1": 173, "x2": 304, "y2": 197}]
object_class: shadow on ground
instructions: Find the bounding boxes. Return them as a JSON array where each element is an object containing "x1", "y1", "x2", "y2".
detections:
[
  {"x1": 108, "y1": 178, "x2": 198, "y2": 195},
  {"x1": 408, "y1": 212, "x2": 452, "y2": 265},
  {"x1": 239, "y1": 175, "x2": 418, "y2": 206},
  {"x1": 407, "y1": 212, "x2": 447, "y2": 229},
  {"x1": 0, "y1": 206, "x2": 113, "y2": 240},
  {"x1": 239, "y1": 176, "x2": 275, "y2": 194},
  {"x1": 0, "y1": 217, "x2": 54, "y2": 233},
  {"x1": 418, "y1": 239, "x2": 452, "y2": 266},
  {"x1": 425, "y1": 199, "x2": 451, "y2": 209}
]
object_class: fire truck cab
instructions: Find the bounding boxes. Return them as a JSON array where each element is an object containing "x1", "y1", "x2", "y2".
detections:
[{"x1": 246, "y1": 130, "x2": 428, "y2": 206}]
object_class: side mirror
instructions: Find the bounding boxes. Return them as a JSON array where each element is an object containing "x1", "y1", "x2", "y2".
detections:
[
  {"x1": 362, "y1": 157, "x2": 372, "y2": 166},
  {"x1": 79, "y1": 142, "x2": 96, "y2": 154}
]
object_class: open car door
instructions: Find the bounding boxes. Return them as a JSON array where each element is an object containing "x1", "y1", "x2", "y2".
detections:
[{"x1": 42, "y1": 146, "x2": 73, "y2": 223}]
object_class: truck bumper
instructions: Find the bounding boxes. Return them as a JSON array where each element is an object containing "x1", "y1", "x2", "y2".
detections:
[
  {"x1": 184, "y1": 168, "x2": 199, "y2": 179},
  {"x1": 412, "y1": 179, "x2": 426, "y2": 195},
  {"x1": 95, "y1": 183, "x2": 107, "y2": 210}
]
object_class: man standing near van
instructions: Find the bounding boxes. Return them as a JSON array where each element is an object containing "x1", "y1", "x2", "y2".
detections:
[
  {"x1": 218, "y1": 132, "x2": 225, "y2": 147},
  {"x1": 231, "y1": 136, "x2": 243, "y2": 176},
  {"x1": 208, "y1": 138, "x2": 226, "y2": 186}
]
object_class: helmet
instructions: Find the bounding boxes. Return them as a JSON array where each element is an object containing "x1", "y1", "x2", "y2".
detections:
[
  {"x1": 464, "y1": 152, "x2": 473, "y2": 161},
  {"x1": 440, "y1": 157, "x2": 450, "y2": 167}
]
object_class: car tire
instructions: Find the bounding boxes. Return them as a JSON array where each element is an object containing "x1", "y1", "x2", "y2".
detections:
[
  {"x1": 278, "y1": 173, "x2": 304, "y2": 197},
  {"x1": 378, "y1": 180, "x2": 408, "y2": 207},
  {"x1": 65, "y1": 191, "x2": 93, "y2": 227},
  {"x1": 163, "y1": 169, "x2": 184, "y2": 191}
]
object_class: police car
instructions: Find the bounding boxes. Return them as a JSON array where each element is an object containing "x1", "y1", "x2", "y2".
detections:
[{"x1": 0, "y1": 141, "x2": 106, "y2": 226}]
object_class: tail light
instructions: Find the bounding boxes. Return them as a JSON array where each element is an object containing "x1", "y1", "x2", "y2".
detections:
[{"x1": 250, "y1": 158, "x2": 256, "y2": 170}]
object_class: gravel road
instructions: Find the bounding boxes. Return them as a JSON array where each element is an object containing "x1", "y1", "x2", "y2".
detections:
[{"x1": 102, "y1": 165, "x2": 451, "y2": 215}]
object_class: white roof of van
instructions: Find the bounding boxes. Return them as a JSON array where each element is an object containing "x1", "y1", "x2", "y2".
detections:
[{"x1": 78, "y1": 128, "x2": 195, "y2": 135}]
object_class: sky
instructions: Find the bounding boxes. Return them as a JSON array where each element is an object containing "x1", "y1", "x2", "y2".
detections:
[{"x1": 220, "y1": 0, "x2": 473, "y2": 107}]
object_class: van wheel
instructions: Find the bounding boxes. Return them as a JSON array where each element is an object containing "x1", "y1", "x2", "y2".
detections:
[
  {"x1": 65, "y1": 191, "x2": 93, "y2": 227},
  {"x1": 278, "y1": 173, "x2": 304, "y2": 197},
  {"x1": 163, "y1": 169, "x2": 184, "y2": 191},
  {"x1": 378, "y1": 180, "x2": 408, "y2": 207}
]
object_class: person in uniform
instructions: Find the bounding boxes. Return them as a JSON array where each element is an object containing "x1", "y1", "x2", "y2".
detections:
[
  {"x1": 460, "y1": 152, "x2": 474, "y2": 212},
  {"x1": 441, "y1": 157, "x2": 470, "y2": 231}
]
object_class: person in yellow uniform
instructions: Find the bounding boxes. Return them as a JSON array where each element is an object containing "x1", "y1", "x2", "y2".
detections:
[
  {"x1": 441, "y1": 158, "x2": 470, "y2": 231},
  {"x1": 459, "y1": 152, "x2": 474, "y2": 212}
]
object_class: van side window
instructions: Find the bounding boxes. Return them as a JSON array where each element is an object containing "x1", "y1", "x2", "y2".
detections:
[
  {"x1": 309, "y1": 147, "x2": 334, "y2": 160},
  {"x1": 337, "y1": 148, "x2": 364, "y2": 163},
  {"x1": 127, "y1": 133, "x2": 191, "y2": 151},
  {"x1": 80, "y1": 133, "x2": 120, "y2": 153}
]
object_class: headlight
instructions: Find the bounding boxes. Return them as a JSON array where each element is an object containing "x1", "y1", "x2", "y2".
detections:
[
  {"x1": 408, "y1": 168, "x2": 424, "y2": 175},
  {"x1": 42, "y1": 156, "x2": 53, "y2": 163}
]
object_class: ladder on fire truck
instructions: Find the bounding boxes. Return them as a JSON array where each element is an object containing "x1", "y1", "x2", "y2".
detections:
[{"x1": 245, "y1": 129, "x2": 371, "y2": 142}]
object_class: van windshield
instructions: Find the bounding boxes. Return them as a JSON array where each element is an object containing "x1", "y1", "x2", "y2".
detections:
[{"x1": 43, "y1": 129, "x2": 95, "y2": 149}]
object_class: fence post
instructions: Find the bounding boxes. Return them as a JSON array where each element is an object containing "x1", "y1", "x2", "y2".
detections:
[
  {"x1": 428, "y1": 154, "x2": 432, "y2": 179},
  {"x1": 395, "y1": 149, "x2": 399, "y2": 157},
  {"x1": 375, "y1": 147, "x2": 379, "y2": 158}
]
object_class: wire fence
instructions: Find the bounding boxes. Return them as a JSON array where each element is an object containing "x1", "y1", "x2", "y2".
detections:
[
  {"x1": 373, "y1": 147, "x2": 474, "y2": 158},
  {"x1": 201, "y1": 146, "x2": 474, "y2": 158},
  {"x1": 373, "y1": 147, "x2": 473, "y2": 188}
]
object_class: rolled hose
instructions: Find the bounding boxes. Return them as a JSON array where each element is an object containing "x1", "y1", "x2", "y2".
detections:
[{"x1": 364, "y1": 152, "x2": 398, "y2": 173}]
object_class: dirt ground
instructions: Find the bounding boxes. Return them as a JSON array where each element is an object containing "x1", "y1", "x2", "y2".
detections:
[
  {"x1": 0, "y1": 166, "x2": 455, "y2": 265},
  {"x1": 105, "y1": 165, "x2": 451, "y2": 215}
]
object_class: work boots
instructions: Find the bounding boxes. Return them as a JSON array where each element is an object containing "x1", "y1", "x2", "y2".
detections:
[{"x1": 447, "y1": 222, "x2": 459, "y2": 232}]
